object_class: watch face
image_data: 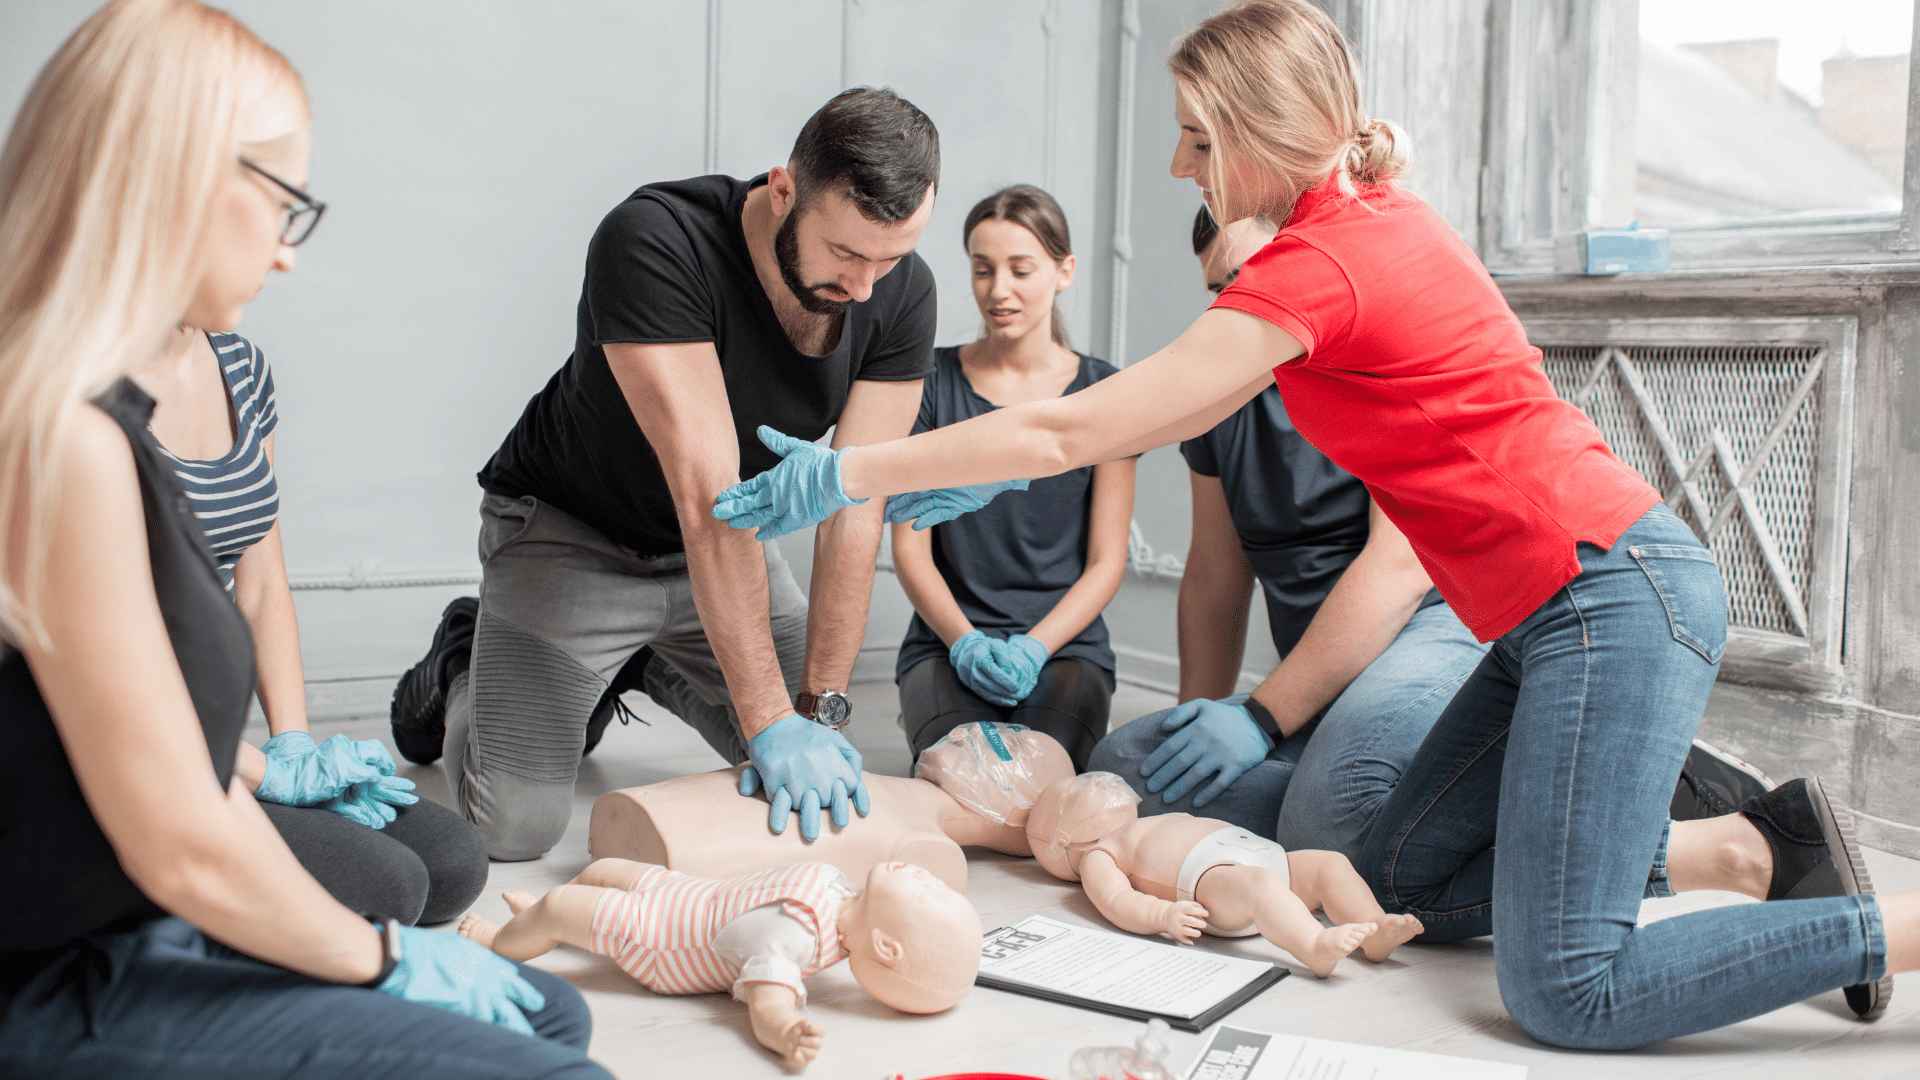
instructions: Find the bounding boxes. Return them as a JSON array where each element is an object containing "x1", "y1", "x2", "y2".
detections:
[{"x1": 815, "y1": 691, "x2": 851, "y2": 728}]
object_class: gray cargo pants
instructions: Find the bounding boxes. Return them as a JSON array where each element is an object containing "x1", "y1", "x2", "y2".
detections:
[{"x1": 444, "y1": 492, "x2": 807, "y2": 860}]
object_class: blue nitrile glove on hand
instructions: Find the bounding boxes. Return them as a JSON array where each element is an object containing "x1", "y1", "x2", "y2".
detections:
[
  {"x1": 712, "y1": 426, "x2": 866, "y2": 541},
  {"x1": 377, "y1": 925, "x2": 547, "y2": 1036},
  {"x1": 949, "y1": 630, "x2": 1022, "y2": 706},
  {"x1": 1141, "y1": 698, "x2": 1276, "y2": 808},
  {"x1": 256, "y1": 730, "x2": 397, "y2": 807},
  {"x1": 741, "y1": 715, "x2": 871, "y2": 842},
  {"x1": 885, "y1": 478, "x2": 1031, "y2": 531},
  {"x1": 323, "y1": 775, "x2": 420, "y2": 830},
  {"x1": 988, "y1": 633, "x2": 1050, "y2": 703}
]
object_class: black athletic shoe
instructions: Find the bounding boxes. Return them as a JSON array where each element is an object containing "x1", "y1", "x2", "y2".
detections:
[
  {"x1": 388, "y1": 596, "x2": 479, "y2": 766},
  {"x1": 582, "y1": 645, "x2": 654, "y2": 759},
  {"x1": 1739, "y1": 777, "x2": 1890, "y2": 1020},
  {"x1": 1670, "y1": 738, "x2": 1776, "y2": 821}
]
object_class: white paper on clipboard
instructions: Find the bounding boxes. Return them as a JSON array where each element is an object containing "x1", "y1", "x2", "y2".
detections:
[
  {"x1": 978, "y1": 915, "x2": 1282, "y2": 1022},
  {"x1": 1183, "y1": 1025, "x2": 1527, "y2": 1079}
]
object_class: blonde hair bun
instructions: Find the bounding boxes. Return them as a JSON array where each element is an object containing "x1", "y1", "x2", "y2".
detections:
[{"x1": 1345, "y1": 117, "x2": 1409, "y2": 185}]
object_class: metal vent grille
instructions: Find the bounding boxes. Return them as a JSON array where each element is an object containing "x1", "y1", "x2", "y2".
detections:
[{"x1": 1542, "y1": 344, "x2": 1827, "y2": 638}]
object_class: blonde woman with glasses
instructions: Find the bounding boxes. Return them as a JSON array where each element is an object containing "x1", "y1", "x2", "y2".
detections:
[
  {"x1": 0, "y1": 3, "x2": 604, "y2": 1075},
  {"x1": 716, "y1": 0, "x2": 1913, "y2": 1050}
]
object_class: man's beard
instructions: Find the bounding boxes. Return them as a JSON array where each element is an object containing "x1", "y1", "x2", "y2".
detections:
[{"x1": 776, "y1": 211, "x2": 850, "y2": 315}]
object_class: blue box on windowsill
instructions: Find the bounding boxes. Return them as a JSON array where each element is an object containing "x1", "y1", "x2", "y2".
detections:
[{"x1": 1580, "y1": 225, "x2": 1671, "y2": 275}]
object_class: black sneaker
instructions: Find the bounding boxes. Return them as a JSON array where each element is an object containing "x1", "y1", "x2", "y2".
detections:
[
  {"x1": 1670, "y1": 738, "x2": 1776, "y2": 821},
  {"x1": 1739, "y1": 777, "x2": 1890, "y2": 1020},
  {"x1": 582, "y1": 645, "x2": 654, "y2": 759},
  {"x1": 388, "y1": 596, "x2": 479, "y2": 766}
]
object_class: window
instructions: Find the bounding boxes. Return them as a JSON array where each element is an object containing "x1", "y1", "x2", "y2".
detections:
[{"x1": 1481, "y1": 0, "x2": 1920, "y2": 273}]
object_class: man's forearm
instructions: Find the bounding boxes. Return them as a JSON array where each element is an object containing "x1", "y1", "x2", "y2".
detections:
[
  {"x1": 679, "y1": 516, "x2": 794, "y2": 740},
  {"x1": 802, "y1": 502, "x2": 885, "y2": 690},
  {"x1": 1177, "y1": 572, "x2": 1253, "y2": 702},
  {"x1": 1247, "y1": 550, "x2": 1427, "y2": 737}
]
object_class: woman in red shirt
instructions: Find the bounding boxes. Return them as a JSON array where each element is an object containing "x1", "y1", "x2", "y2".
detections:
[{"x1": 714, "y1": 0, "x2": 1912, "y2": 1049}]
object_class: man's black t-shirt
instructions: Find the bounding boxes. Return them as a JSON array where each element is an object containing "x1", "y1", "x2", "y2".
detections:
[
  {"x1": 1179, "y1": 385, "x2": 1372, "y2": 657},
  {"x1": 479, "y1": 174, "x2": 938, "y2": 555}
]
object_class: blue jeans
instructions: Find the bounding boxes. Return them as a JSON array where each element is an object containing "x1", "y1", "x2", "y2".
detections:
[
  {"x1": 1357, "y1": 505, "x2": 1888, "y2": 1049},
  {"x1": 1086, "y1": 598, "x2": 1487, "y2": 859},
  {"x1": 0, "y1": 917, "x2": 609, "y2": 1078}
]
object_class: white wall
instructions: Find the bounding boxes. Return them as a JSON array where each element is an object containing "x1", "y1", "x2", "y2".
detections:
[{"x1": 0, "y1": 0, "x2": 1147, "y2": 713}]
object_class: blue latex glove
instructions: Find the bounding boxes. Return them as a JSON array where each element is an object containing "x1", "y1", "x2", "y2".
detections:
[
  {"x1": 377, "y1": 925, "x2": 547, "y2": 1036},
  {"x1": 712, "y1": 426, "x2": 867, "y2": 541},
  {"x1": 256, "y1": 731, "x2": 396, "y2": 807},
  {"x1": 1140, "y1": 698, "x2": 1276, "y2": 808},
  {"x1": 986, "y1": 634, "x2": 1050, "y2": 703},
  {"x1": 322, "y1": 775, "x2": 419, "y2": 830},
  {"x1": 742, "y1": 715, "x2": 870, "y2": 842},
  {"x1": 884, "y1": 478, "x2": 1031, "y2": 531},
  {"x1": 949, "y1": 630, "x2": 1022, "y2": 706}
]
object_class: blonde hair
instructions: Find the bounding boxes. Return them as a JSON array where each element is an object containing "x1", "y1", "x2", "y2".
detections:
[
  {"x1": 1170, "y1": 0, "x2": 1409, "y2": 223},
  {"x1": 0, "y1": 0, "x2": 306, "y2": 646}
]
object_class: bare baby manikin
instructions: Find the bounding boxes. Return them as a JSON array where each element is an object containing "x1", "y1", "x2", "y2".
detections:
[
  {"x1": 1027, "y1": 773, "x2": 1424, "y2": 977},
  {"x1": 589, "y1": 721, "x2": 1073, "y2": 891},
  {"x1": 459, "y1": 858, "x2": 981, "y2": 1071}
]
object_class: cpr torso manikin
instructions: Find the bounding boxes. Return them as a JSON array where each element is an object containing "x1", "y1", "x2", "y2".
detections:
[{"x1": 589, "y1": 721, "x2": 1074, "y2": 892}]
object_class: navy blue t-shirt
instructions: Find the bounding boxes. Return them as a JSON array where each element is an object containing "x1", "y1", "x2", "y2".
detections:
[
  {"x1": 896, "y1": 347, "x2": 1121, "y2": 679},
  {"x1": 1179, "y1": 385, "x2": 1372, "y2": 656}
]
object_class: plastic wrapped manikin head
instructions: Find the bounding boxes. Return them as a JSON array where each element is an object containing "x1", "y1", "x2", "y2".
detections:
[
  {"x1": 915, "y1": 722, "x2": 1075, "y2": 830},
  {"x1": 841, "y1": 861, "x2": 983, "y2": 1014},
  {"x1": 1025, "y1": 772, "x2": 1144, "y2": 882}
]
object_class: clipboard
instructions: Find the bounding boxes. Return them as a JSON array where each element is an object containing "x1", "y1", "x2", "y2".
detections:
[{"x1": 976, "y1": 916, "x2": 1290, "y2": 1033}]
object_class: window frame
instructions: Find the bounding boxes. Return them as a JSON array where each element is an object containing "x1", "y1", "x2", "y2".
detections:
[{"x1": 1480, "y1": 0, "x2": 1920, "y2": 274}]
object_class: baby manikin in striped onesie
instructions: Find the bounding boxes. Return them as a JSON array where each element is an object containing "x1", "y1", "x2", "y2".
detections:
[
  {"x1": 464, "y1": 857, "x2": 984, "y2": 1071},
  {"x1": 588, "y1": 862, "x2": 852, "y2": 1002}
]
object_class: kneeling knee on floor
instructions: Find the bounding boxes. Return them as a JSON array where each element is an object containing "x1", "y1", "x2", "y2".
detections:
[
  {"x1": 1499, "y1": 972, "x2": 1633, "y2": 1050},
  {"x1": 474, "y1": 794, "x2": 574, "y2": 861}
]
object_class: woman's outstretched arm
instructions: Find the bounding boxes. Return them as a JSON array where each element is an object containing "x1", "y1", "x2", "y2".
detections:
[{"x1": 844, "y1": 309, "x2": 1298, "y2": 499}]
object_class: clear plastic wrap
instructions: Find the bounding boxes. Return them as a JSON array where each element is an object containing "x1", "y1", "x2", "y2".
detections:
[
  {"x1": 1067, "y1": 1019, "x2": 1177, "y2": 1080},
  {"x1": 914, "y1": 721, "x2": 1072, "y2": 827}
]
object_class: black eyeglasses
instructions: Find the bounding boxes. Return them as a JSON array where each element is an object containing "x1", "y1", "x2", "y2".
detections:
[{"x1": 240, "y1": 158, "x2": 326, "y2": 246}]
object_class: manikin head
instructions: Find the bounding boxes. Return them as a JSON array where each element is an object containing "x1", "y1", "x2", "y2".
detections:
[
  {"x1": 1025, "y1": 773, "x2": 1144, "y2": 882},
  {"x1": 839, "y1": 861, "x2": 981, "y2": 1014},
  {"x1": 916, "y1": 723, "x2": 1075, "y2": 846},
  {"x1": 765, "y1": 87, "x2": 940, "y2": 313}
]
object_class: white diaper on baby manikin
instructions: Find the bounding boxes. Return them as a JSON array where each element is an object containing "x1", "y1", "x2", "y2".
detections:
[{"x1": 1175, "y1": 825, "x2": 1292, "y2": 937}]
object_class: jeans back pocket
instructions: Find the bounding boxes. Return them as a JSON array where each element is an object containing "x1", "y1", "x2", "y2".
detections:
[{"x1": 1628, "y1": 543, "x2": 1730, "y2": 665}]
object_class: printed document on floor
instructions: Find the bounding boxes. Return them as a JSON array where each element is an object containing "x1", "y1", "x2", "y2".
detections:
[
  {"x1": 977, "y1": 915, "x2": 1288, "y2": 1031},
  {"x1": 1184, "y1": 1024, "x2": 1527, "y2": 1079}
]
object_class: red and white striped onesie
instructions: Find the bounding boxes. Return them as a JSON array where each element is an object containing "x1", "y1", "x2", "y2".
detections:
[{"x1": 588, "y1": 862, "x2": 852, "y2": 1000}]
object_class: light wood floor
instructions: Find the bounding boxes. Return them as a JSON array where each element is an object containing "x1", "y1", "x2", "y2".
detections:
[{"x1": 306, "y1": 680, "x2": 1919, "y2": 1079}]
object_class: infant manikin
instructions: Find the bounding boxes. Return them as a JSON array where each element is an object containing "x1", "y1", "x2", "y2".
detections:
[
  {"x1": 460, "y1": 858, "x2": 981, "y2": 1071},
  {"x1": 1027, "y1": 773, "x2": 1423, "y2": 977},
  {"x1": 589, "y1": 721, "x2": 1074, "y2": 891}
]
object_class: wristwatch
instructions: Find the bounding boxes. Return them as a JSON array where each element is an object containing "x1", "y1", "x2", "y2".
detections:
[
  {"x1": 795, "y1": 689, "x2": 852, "y2": 731},
  {"x1": 362, "y1": 914, "x2": 403, "y2": 988}
]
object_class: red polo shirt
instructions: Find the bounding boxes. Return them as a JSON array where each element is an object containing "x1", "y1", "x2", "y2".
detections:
[{"x1": 1212, "y1": 175, "x2": 1658, "y2": 641}]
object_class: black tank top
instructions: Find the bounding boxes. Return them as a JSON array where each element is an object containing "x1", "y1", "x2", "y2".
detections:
[{"x1": 0, "y1": 378, "x2": 256, "y2": 953}]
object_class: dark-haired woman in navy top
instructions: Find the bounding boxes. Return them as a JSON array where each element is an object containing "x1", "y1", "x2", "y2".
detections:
[{"x1": 892, "y1": 185, "x2": 1135, "y2": 770}]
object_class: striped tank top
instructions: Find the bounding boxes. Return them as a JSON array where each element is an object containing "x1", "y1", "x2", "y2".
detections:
[
  {"x1": 160, "y1": 332, "x2": 280, "y2": 591},
  {"x1": 587, "y1": 863, "x2": 851, "y2": 996}
]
